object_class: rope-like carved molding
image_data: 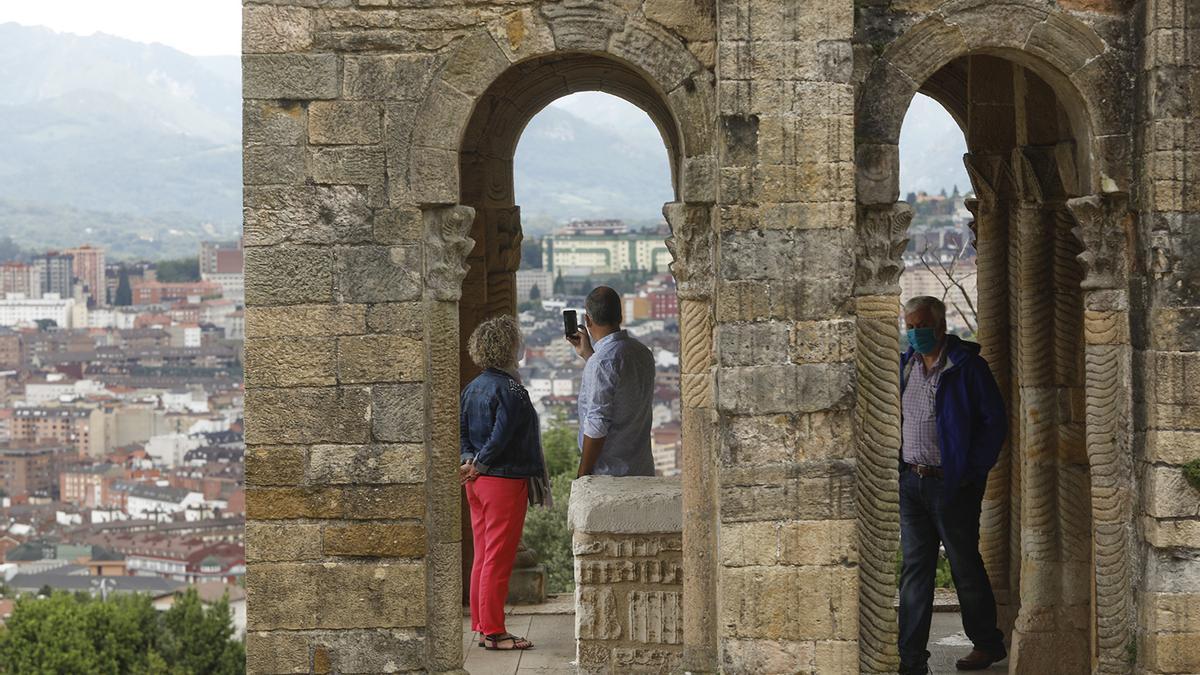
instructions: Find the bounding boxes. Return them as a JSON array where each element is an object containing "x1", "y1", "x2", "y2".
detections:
[
  {"x1": 1067, "y1": 192, "x2": 1131, "y2": 291},
  {"x1": 964, "y1": 153, "x2": 1012, "y2": 595},
  {"x1": 1070, "y1": 192, "x2": 1134, "y2": 673},
  {"x1": 663, "y1": 202, "x2": 713, "y2": 301},
  {"x1": 679, "y1": 299, "x2": 714, "y2": 376},
  {"x1": 424, "y1": 205, "x2": 477, "y2": 302},
  {"x1": 854, "y1": 294, "x2": 902, "y2": 673},
  {"x1": 854, "y1": 202, "x2": 912, "y2": 297}
]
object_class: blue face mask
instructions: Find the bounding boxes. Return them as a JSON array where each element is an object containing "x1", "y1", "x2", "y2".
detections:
[{"x1": 907, "y1": 327, "x2": 939, "y2": 354}]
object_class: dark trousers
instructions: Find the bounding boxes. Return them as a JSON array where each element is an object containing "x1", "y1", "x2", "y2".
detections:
[{"x1": 898, "y1": 469, "x2": 1005, "y2": 670}]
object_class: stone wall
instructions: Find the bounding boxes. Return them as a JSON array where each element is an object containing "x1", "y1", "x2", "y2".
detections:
[
  {"x1": 240, "y1": 0, "x2": 1198, "y2": 672},
  {"x1": 569, "y1": 477, "x2": 684, "y2": 674}
]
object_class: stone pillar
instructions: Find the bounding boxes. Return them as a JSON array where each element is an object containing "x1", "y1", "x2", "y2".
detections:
[
  {"x1": 569, "y1": 476, "x2": 684, "y2": 674},
  {"x1": 1067, "y1": 193, "x2": 1135, "y2": 674},
  {"x1": 963, "y1": 153, "x2": 1014, "y2": 631},
  {"x1": 423, "y1": 205, "x2": 476, "y2": 674},
  {"x1": 1008, "y1": 146, "x2": 1065, "y2": 670},
  {"x1": 664, "y1": 201, "x2": 719, "y2": 673},
  {"x1": 852, "y1": 200, "x2": 911, "y2": 674},
  {"x1": 1137, "y1": 1, "x2": 1200, "y2": 670}
]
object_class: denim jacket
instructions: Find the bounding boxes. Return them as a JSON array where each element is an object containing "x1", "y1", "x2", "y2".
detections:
[{"x1": 460, "y1": 368, "x2": 545, "y2": 479}]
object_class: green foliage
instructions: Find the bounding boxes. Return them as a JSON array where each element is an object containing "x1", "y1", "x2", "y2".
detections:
[
  {"x1": 529, "y1": 284, "x2": 541, "y2": 301},
  {"x1": 1184, "y1": 459, "x2": 1200, "y2": 491},
  {"x1": 0, "y1": 589, "x2": 245, "y2": 675},
  {"x1": 155, "y1": 258, "x2": 201, "y2": 283},
  {"x1": 115, "y1": 266, "x2": 133, "y2": 306},
  {"x1": 522, "y1": 418, "x2": 580, "y2": 594},
  {"x1": 523, "y1": 474, "x2": 575, "y2": 594}
]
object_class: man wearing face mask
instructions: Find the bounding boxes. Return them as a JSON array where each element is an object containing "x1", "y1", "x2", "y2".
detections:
[{"x1": 897, "y1": 296, "x2": 1007, "y2": 674}]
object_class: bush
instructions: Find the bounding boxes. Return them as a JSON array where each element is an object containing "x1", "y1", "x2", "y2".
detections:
[
  {"x1": 0, "y1": 588, "x2": 244, "y2": 674},
  {"x1": 1184, "y1": 459, "x2": 1200, "y2": 491},
  {"x1": 521, "y1": 419, "x2": 580, "y2": 594}
]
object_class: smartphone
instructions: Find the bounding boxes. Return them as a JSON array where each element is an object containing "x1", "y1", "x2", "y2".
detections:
[{"x1": 563, "y1": 310, "x2": 579, "y2": 338}]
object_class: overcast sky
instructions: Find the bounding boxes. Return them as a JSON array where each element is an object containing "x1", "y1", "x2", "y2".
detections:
[{"x1": 0, "y1": 0, "x2": 241, "y2": 56}]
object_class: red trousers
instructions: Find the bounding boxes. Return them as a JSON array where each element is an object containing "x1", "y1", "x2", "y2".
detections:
[{"x1": 466, "y1": 476, "x2": 528, "y2": 636}]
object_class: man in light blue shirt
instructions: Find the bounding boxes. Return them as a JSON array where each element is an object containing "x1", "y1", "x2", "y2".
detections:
[{"x1": 567, "y1": 286, "x2": 656, "y2": 477}]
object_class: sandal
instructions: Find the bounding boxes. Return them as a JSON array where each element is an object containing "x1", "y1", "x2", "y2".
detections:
[
  {"x1": 484, "y1": 633, "x2": 534, "y2": 650},
  {"x1": 476, "y1": 631, "x2": 485, "y2": 648}
]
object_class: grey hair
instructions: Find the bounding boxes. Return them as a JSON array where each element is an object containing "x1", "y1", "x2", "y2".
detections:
[{"x1": 903, "y1": 295, "x2": 946, "y2": 325}]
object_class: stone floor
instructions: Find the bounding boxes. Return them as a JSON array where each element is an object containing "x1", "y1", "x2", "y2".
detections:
[
  {"x1": 460, "y1": 608, "x2": 1005, "y2": 674},
  {"x1": 929, "y1": 613, "x2": 1008, "y2": 673}
]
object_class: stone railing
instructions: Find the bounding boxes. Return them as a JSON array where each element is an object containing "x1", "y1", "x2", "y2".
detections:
[{"x1": 569, "y1": 476, "x2": 684, "y2": 674}]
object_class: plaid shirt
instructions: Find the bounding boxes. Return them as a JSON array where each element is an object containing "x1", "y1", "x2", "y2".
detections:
[{"x1": 901, "y1": 352, "x2": 947, "y2": 466}]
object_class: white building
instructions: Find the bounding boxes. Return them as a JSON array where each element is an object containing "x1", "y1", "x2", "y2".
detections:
[
  {"x1": 88, "y1": 308, "x2": 141, "y2": 330},
  {"x1": 0, "y1": 293, "x2": 75, "y2": 328},
  {"x1": 202, "y1": 272, "x2": 244, "y2": 303},
  {"x1": 24, "y1": 377, "x2": 107, "y2": 405},
  {"x1": 145, "y1": 433, "x2": 204, "y2": 468},
  {"x1": 161, "y1": 388, "x2": 209, "y2": 414},
  {"x1": 516, "y1": 269, "x2": 554, "y2": 303},
  {"x1": 125, "y1": 484, "x2": 205, "y2": 521},
  {"x1": 167, "y1": 324, "x2": 202, "y2": 348}
]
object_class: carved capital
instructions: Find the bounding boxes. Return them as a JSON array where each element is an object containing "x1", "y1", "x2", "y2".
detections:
[
  {"x1": 663, "y1": 202, "x2": 713, "y2": 300},
  {"x1": 1067, "y1": 193, "x2": 1131, "y2": 290},
  {"x1": 486, "y1": 206, "x2": 523, "y2": 274},
  {"x1": 424, "y1": 205, "x2": 477, "y2": 302},
  {"x1": 855, "y1": 201, "x2": 912, "y2": 297},
  {"x1": 1013, "y1": 146, "x2": 1067, "y2": 206},
  {"x1": 963, "y1": 153, "x2": 1011, "y2": 217}
]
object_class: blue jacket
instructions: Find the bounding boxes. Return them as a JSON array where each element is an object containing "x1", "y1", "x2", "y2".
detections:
[
  {"x1": 899, "y1": 335, "x2": 1007, "y2": 497},
  {"x1": 460, "y1": 368, "x2": 545, "y2": 479}
]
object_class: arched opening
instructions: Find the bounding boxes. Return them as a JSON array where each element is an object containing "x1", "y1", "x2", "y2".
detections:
[
  {"x1": 453, "y1": 53, "x2": 697, "y2": 672},
  {"x1": 856, "y1": 49, "x2": 1116, "y2": 674}
]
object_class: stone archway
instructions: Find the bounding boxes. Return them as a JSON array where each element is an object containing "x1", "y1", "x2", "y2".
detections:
[
  {"x1": 852, "y1": 5, "x2": 1136, "y2": 673},
  {"x1": 406, "y1": 10, "x2": 720, "y2": 671}
]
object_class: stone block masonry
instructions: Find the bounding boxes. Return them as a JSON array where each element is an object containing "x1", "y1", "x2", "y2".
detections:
[{"x1": 570, "y1": 477, "x2": 684, "y2": 674}]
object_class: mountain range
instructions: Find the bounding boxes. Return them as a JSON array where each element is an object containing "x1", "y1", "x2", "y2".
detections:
[{"x1": 0, "y1": 23, "x2": 968, "y2": 257}]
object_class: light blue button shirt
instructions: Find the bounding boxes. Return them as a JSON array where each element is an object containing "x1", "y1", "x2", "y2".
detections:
[{"x1": 577, "y1": 330, "x2": 656, "y2": 477}]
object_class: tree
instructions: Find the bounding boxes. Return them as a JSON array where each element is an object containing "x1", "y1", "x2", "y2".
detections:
[
  {"x1": 529, "y1": 284, "x2": 541, "y2": 301},
  {"x1": 155, "y1": 258, "x2": 200, "y2": 283},
  {"x1": 0, "y1": 589, "x2": 246, "y2": 675},
  {"x1": 521, "y1": 418, "x2": 580, "y2": 593},
  {"x1": 553, "y1": 269, "x2": 565, "y2": 295},
  {"x1": 115, "y1": 265, "x2": 133, "y2": 306}
]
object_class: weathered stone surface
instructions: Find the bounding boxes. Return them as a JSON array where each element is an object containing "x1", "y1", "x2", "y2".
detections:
[
  {"x1": 245, "y1": 303, "x2": 366, "y2": 338},
  {"x1": 577, "y1": 586, "x2": 622, "y2": 640},
  {"x1": 362, "y1": 302, "x2": 425, "y2": 337},
  {"x1": 337, "y1": 334, "x2": 424, "y2": 383},
  {"x1": 245, "y1": 386, "x2": 370, "y2": 445},
  {"x1": 310, "y1": 629, "x2": 424, "y2": 674},
  {"x1": 245, "y1": 337, "x2": 337, "y2": 388},
  {"x1": 371, "y1": 383, "x2": 425, "y2": 442},
  {"x1": 716, "y1": 363, "x2": 855, "y2": 414},
  {"x1": 244, "y1": 54, "x2": 340, "y2": 100},
  {"x1": 342, "y1": 54, "x2": 438, "y2": 100},
  {"x1": 324, "y1": 523, "x2": 426, "y2": 558},
  {"x1": 246, "y1": 631, "x2": 310, "y2": 674},
  {"x1": 246, "y1": 485, "x2": 423, "y2": 520},
  {"x1": 373, "y1": 207, "x2": 422, "y2": 244},
  {"x1": 245, "y1": 100, "x2": 307, "y2": 145},
  {"x1": 245, "y1": 144, "x2": 306, "y2": 185},
  {"x1": 335, "y1": 246, "x2": 422, "y2": 303},
  {"x1": 244, "y1": 5, "x2": 313, "y2": 53},
  {"x1": 246, "y1": 522, "x2": 323, "y2": 562},
  {"x1": 245, "y1": 184, "x2": 374, "y2": 246},
  {"x1": 307, "y1": 444, "x2": 425, "y2": 484},
  {"x1": 716, "y1": 322, "x2": 790, "y2": 367},
  {"x1": 721, "y1": 638, "x2": 814, "y2": 673},
  {"x1": 244, "y1": 246, "x2": 334, "y2": 306},
  {"x1": 245, "y1": 445, "x2": 306, "y2": 486},
  {"x1": 568, "y1": 476, "x2": 683, "y2": 534},
  {"x1": 246, "y1": 562, "x2": 425, "y2": 630},
  {"x1": 1146, "y1": 465, "x2": 1200, "y2": 518},
  {"x1": 308, "y1": 101, "x2": 382, "y2": 145}
]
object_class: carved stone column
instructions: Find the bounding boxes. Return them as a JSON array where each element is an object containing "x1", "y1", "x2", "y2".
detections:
[
  {"x1": 853, "y1": 200, "x2": 912, "y2": 674},
  {"x1": 1008, "y1": 147, "x2": 1063, "y2": 670},
  {"x1": 1067, "y1": 193, "x2": 1134, "y2": 674},
  {"x1": 663, "y1": 201, "x2": 717, "y2": 673},
  {"x1": 963, "y1": 153, "x2": 1014, "y2": 628},
  {"x1": 423, "y1": 204, "x2": 475, "y2": 673}
]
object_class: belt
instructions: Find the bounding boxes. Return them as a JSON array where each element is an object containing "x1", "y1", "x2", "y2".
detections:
[{"x1": 907, "y1": 463, "x2": 944, "y2": 478}]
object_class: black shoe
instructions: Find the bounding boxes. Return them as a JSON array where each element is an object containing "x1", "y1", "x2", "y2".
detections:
[{"x1": 956, "y1": 648, "x2": 1003, "y2": 670}]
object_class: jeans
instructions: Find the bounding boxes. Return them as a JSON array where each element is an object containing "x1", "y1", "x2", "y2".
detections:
[{"x1": 898, "y1": 469, "x2": 1005, "y2": 670}]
